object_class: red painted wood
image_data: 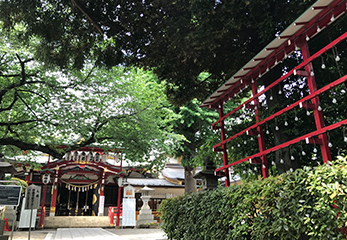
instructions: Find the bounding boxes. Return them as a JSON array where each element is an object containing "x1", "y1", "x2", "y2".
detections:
[
  {"x1": 252, "y1": 82, "x2": 269, "y2": 179},
  {"x1": 213, "y1": 74, "x2": 347, "y2": 150},
  {"x1": 212, "y1": 31, "x2": 347, "y2": 128},
  {"x1": 216, "y1": 119, "x2": 347, "y2": 172},
  {"x1": 300, "y1": 41, "x2": 332, "y2": 163},
  {"x1": 218, "y1": 106, "x2": 231, "y2": 187}
]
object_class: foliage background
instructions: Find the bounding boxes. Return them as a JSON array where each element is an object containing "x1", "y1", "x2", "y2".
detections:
[{"x1": 159, "y1": 157, "x2": 347, "y2": 240}]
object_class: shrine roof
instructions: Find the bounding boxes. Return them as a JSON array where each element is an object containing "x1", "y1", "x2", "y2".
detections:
[
  {"x1": 125, "y1": 178, "x2": 185, "y2": 188},
  {"x1": 0, "y1": 160, "x2": 17, "y2": 174}
]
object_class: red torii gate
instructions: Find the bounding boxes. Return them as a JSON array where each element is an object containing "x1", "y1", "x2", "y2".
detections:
[{"x1": 200, "y1": 0, "x2": 347, "y2": 187}]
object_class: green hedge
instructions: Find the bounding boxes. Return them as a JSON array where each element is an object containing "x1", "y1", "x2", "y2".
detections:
[{"x1": 159, "y1": 157, "x2": 347, "y2": 240}]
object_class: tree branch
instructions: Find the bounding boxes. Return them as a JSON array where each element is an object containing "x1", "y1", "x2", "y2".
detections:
[
  {"x1": 0, "y1": 92, "x2": 19, "y2": 112},
  {"x1": 16, "y1": 93, "x2": 39, "y2": 120},
  {"x1": 71, "y1": 0, "x2": 104, "y2": 36},
  {"x1": 17, "y1": 89, "x2": 48, "y2": 104},
  {"x1": 0, "y1": 119, "x2": 41, "y2": 126},
  {"x1": 0, "y1": 137, "x2": 63, "y2": 159},
  {"x1": 0, "y1": 54, "x2": 40, "y2": 100}
]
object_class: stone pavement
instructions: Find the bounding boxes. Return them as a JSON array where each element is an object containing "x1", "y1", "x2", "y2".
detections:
[{"x1": 4, "y1": 228, "x2": 167, "y2": 240}]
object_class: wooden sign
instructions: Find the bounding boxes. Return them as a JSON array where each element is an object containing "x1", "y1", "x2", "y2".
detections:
[{"x1": 124, "y1": 185, "x2": 135, "y2": 198}]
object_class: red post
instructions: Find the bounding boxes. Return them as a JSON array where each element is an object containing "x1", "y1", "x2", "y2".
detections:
[
  {"x1": 218, "y1": 105, "x2": 230, "y2": 187},
  {"x1": 50, "y1": 185, "x2": 58, "y2": 216},
  {"x1": 24, "y1": 168, "x2": 31, "y2": 184},
  {"x1": 300, "y1": 41, "x2": 332, "y2": 163},
  {"x1": 252, "y1": 82, "x2": 269, "y2": 179},
  {"x1": 50, "y1": 168, "x2": 59, "y2": 216},
  {"x1": 116, "y1": 185, "x2": 122, "y2": 227}
]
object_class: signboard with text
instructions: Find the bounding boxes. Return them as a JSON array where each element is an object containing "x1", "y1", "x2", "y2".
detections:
[
  {"x1": 0, "y1": 185, "x2": 22, "y2": 206},
  {"x1": 124, "y1": 185, "x2": 135, "y2": 198},
  {"x1": 122, "y1": 198, "x2": 136, "y2": 227}
]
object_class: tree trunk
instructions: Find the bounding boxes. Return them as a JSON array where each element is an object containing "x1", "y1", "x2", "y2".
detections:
[{"x1": 184, "y1": 166, "x2": 197, "y2": 193}]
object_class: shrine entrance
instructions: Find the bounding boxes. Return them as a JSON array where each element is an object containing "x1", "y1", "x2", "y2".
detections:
[{"x1": 56, "y1": 184, "x2": 94, "y2": 216}]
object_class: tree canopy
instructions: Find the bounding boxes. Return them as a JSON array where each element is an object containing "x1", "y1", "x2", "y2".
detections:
[
  {"x1": 0, "y1": 28, "x2": 181, "y2": 163},
  {"x1": 0, "y1": 0, "x2": 317, "y2": 105},
  {"x1": 168, "y1": 97, "x2": 219, "y2": 192}
]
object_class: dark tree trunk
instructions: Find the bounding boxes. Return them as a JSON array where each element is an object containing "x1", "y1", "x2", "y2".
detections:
[{"x1": 184, "y1": 166, "x2": 197, "y2": 193}]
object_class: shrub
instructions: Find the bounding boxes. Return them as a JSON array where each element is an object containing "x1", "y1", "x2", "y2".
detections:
[{"x1": 159, "y1": 157, "x2": 347, "y2": 240}]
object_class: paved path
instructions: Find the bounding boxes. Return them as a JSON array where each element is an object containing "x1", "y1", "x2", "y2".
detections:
[
  {"x1": 4, "y1": 228, "x2": 166, "y2": 240},
  {"x1": 54, "y1": 228, "x2": 122, "y2": 240}
]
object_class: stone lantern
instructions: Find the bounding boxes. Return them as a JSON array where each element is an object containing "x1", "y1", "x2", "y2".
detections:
[
  {"x1": 136, "y1": 185, "x2": 155, "y2": 226},
  {"x1": 193, "y1": 156, "x2": 219, "y2": 191}
]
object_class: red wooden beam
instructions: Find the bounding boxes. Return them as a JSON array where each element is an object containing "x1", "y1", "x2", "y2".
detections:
[
  {"x1": 216, "y1": 118, "x2": 347, "y2": 172},
  {"x1": 218, "y1": 106, "x2": 230, "y2": 187},
  {"x1": 212, "y1": 32, "x2": 347, "y2": 128},
  {"x1": 305, "y1": 137, "x2": 323, "y2": 145},
  {"x1": 301, "y1": 39, "x2": 332, "y2": 163},
  {"x1": 299, "y1": 102, "x2": 316, "y2": 110},
  {"x1": 294, "y1": 70, "x2": 309, "y2": 77},
  {"x1": 213, "y1": 74, "x2": 347, "y2": 149}
]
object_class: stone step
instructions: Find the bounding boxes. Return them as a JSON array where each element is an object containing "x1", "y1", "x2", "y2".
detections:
[{"x1": 44, "y1": 216, "x2": 110, "y2": 228}]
